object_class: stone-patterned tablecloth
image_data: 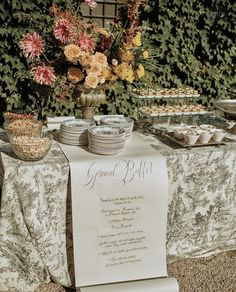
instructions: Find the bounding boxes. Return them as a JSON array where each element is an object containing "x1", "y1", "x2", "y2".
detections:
[
  {"x1": 0, "y1": 131, "x2": 73, "y2": 292},
  {"x1": 148, "y1": 135, "x2": 236, "y2": 261},
  {"x1": 0, "y1": 131, "x2": 236, "y2": 291}
]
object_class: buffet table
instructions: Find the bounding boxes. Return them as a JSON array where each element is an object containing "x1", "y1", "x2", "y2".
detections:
[{"x1": 0, "y1": 129, "x2": 236, "y2": 291}]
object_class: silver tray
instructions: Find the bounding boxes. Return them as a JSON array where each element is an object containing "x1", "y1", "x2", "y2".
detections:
[
  {"x1": 132, "y1": 93, "x2": 200, "y2": 99},
  {"x1": 214, "y1": 100, "x2": 236, "y2": 119},
  {"x1": 139, "y1": 109, "x2": 213, "y2": 117},
  {"x1": 162, "y1": 132, "x2": 232, "y2": 149}
]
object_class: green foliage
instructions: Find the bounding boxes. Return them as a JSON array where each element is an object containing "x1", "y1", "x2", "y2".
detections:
[
  {"x1": 0, "y1": 0, "x2": 235, "y2": 124},
  {"x1": 142, "y1": 0, "x2": 236, "y2": 107}
]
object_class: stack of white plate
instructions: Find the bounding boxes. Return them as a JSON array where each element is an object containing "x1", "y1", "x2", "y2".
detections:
[
  {"x1": 60, "y1": 119, "x2": 95, "y2": 146},
  {"x1": 100, "y1": 116, "x2": 134, "y2": 139},
  {"x1": 88, "y1": 125, "x2": 126, "y2": 155}
]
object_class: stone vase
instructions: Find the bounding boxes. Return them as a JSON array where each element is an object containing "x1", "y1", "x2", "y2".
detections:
[{"x1": 73, "y1": 85, "x2": 106, "y2": 120}]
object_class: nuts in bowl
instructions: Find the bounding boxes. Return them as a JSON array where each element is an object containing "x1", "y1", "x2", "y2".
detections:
[
  {"x1": 9, "y1": 134, "x2": 53, "y2": 161},
  {"x1": 3, "y1": 111, "x2": 35, "y2": 124},
  {"x1": 4, "y1": 119, "x2": 43, "y2": 137}
]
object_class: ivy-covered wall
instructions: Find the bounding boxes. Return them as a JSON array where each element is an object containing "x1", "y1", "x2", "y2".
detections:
[
  {"x1": 143, "y1": 0, "x2": 236, "y2": 106},
  {"x1": 0, "y1": 0, "x2": 235, "y2": 123}
]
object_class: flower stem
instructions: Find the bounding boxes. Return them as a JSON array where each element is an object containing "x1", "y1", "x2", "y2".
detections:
[{"x1": 43, "y1": 53, "x2": 50, "y2": 63}]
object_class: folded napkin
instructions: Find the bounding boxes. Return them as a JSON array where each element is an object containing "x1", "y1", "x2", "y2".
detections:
[{"x1": 46, "y1": 116, "x2": 75, "y2": 130}]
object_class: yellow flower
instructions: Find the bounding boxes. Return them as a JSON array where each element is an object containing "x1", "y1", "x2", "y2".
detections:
[
  {"x1": 143, "y1": 50, "x2": 149, "y2": 59},
  {"x1": 101, "y1": 67, "x2": 111, "y2": 79},
  {"x1": 64, "y1": 44, "x2": 81, "y2": 63},
  {"x1": 119, "y1": 49, "x2": 134, "y2": 63},
  {"x1": 137, "y1": 64, "x2": 145, "y2": 79},
  {"x1": 85, "y1": 74, "x2": 99, "y2": 89},
  {"x1": 114, "y1": 62, "x2": 134, "y2": 83},
  {"x1": 67, "y1": 67, "x2": 84, "y2": 83},
  {"x1": 114, "y1": 62, "x2": 129, "y2": 80},
  {"x1": 132, "y1": 32, "x2": 142, "y2": 47},
  {"x1": 126, "y1": 69, "x2": 134, "y2": 83},
  {"x1": 97, "y1": 28, "x2": 110, "y2": 36}
]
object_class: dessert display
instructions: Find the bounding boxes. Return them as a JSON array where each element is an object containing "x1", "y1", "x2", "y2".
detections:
[
  {"x1": 133, "y1": 87, "x2": 200, "y2": 98},
  {"x1": 140, "y1": 104, "x2": 208, "y2": 116},
  {"x1": 9, "y1": 134, "x2": 53, "y2": 161},
  {"x1": 164, "y1": 124, "x2": 228, "y2": 147},
  {"x1": 4, "y1": 119, "x2": 43, "y2": 137},
  {"x1": 134, "y1": 86, "x2": 213, "y2": 128}
]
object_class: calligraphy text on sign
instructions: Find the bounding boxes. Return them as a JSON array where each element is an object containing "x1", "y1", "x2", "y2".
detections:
[{"x1": 85, "y1": 160, "x2": 153, "y2": 189}]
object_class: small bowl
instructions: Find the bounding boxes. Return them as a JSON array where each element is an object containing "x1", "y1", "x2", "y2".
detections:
[
  {"x1": 200, "y1": 124, "x2": 216, "y2": 131},
  {"x1": 4, "y1": 119, "x2": 43, "y2": 137},
  {"x1": 211, "y1": 129, "x2": 226, "y2": 142},
  {"x1": 199, "y1": 130, "x2": 213, "y2": 144},
  {"x1": 184, "y1": 131, "x2": 200, "y2": 145},
  {"x1": 173, "y1": 127, "x2": 188, "y2": 139},
  {"x1": 188, "y1": 125, "x2": 199, "y2": 131},
  {"x1": 9, "y1": 134, "x2": 53, "y2": 161}
]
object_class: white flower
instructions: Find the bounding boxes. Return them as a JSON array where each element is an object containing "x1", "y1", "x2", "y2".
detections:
[{"x1": 112, "y1": 59, "x2": 118, "y2": 66}]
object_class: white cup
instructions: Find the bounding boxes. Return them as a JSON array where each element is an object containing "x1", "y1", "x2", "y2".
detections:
[
  {"x1": 212, "y1": 130, "x2": 226, "y2": 142},
  {"x1": 184, "y1": 131, "x2": 199, "y2": 145},
  {"x1": 199, "y1": 131, "x2": 213, "y2": 144}
]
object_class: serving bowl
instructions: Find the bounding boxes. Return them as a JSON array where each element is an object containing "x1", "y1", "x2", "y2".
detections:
[
  {"x1": 3, "y1": 111, "x2": 35, "y2": 124},
  {"x1": 4, "y1": 119, "x2": 43, "y2": 137},
  {"x1": 173, "y1": 126, "x2": 188, "y2": 139},
  {"x1": 214, "y1": 100, "x2": 236, "y2": 119},
  {"x1": 9, "y1": 134, "x2": 53, "y2": 161}
]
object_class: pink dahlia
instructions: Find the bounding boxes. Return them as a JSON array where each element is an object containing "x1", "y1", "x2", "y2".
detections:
[
  {"x1": 20, "y1": 32, "x2": 44, "y2": 58},
  {"x1": 53, "y1": 19, "x2": 73, "y2": 43},
  {"x1": 31, "y1": 65, "x2": 56, "y2": 85},
  {"x1": 85, "y1": 0, "x2": 97, "y2": 9},
  {"x1": 77, "y1": 34, "x2": 95, "y2": 52}
]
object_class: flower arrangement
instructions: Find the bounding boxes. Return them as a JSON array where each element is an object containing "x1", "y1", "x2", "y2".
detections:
[{"x1": 20, "y1": 0, "x2": 150, "y2": 100}]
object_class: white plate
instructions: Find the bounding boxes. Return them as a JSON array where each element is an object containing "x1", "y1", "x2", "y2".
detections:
[
  {"x1": 60, "y1": 135, "x2": 88, "y2": 145},
  {"x1": 88, "y1": 125, "x2": 125, "y2": 137},
  {"x1": 61, "y1": 119, "x2": 95, "y2": 128},
  {"x1": 60, "y1": 131, "x2": 87, "y2": 137},
  {"x1": 100, "y1": 116, "x2": 134, "y2": 125},
  {"x1": 89, "y1": 139, "x2": 125, "y2": 146},
  {"x1": 89, "y1": 143, "x2": 125, "y2": 150},
  {"x1": 59, "y1": 138, "x2": 80, "y2": 146}
]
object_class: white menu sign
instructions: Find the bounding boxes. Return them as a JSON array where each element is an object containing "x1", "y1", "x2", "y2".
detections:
[{"x1": 60, "y1": 134, "x2": 169, "y2": 288}]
